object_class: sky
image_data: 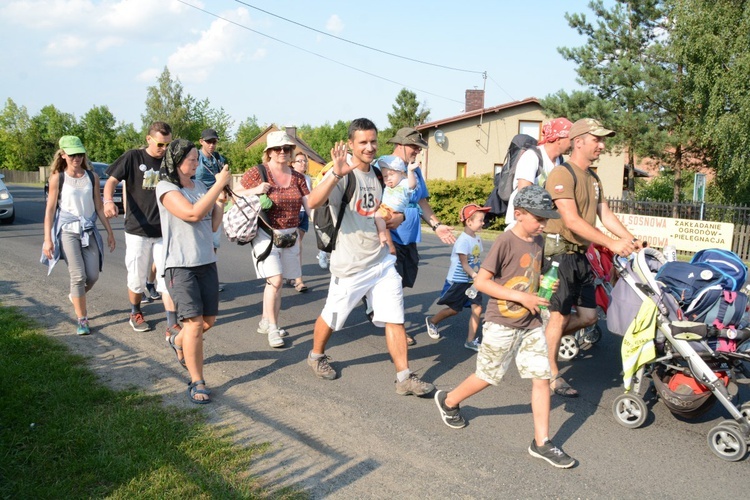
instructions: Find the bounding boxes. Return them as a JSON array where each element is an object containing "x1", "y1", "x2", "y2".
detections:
[{"x1": 0, "y1": 0, "x2": 605, "y2": 136}]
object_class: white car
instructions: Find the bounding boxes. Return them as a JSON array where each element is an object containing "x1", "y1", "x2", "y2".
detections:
[{"x1": 0, "y1": 174, "x2": 14, "y2": 224}]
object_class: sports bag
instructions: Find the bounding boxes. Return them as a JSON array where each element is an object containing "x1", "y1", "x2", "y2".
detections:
[
  {"x1": 684, "y1": 287, "x2": 749, "y2": 330},
  {"x1": 483, "y1": 134, "x2": 542, "y2": 223},
  {"x1": 314, "y1": 166, "x2": 383, "y2": 252},
  {"x1": 690, "y1": 248, "x2": 747, "y2": 292},
  {"x1": 655, "y1": 261, "x2": 736, "y2": 306}
]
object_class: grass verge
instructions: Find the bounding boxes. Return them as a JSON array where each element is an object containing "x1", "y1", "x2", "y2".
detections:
[{"x1": 0, "y1": 305, "x2": 305, "y2": 498}]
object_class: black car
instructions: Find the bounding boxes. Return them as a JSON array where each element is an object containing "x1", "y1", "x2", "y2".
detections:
[{"x1": 44, "y1": 162, "x2": 124, "y2": 211}]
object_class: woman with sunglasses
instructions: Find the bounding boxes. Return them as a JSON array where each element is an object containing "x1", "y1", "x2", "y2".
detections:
[
  {"x1": 42, "y1": 136, "x2": 116, "y2": 335},
  {"x1": 236, "y1": 131, "x2": 310, "y2": 348},
  {"x1": 156, "y1": 139, "x2": 232, "y2": 404}
]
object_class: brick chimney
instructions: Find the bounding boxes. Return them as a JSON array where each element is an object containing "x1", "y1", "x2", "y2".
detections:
[{"x1": 465, "y1": 89, "x2": 485, "y2": 112}]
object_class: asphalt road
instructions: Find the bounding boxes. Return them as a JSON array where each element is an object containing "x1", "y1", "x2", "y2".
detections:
[{"x1": 2, "y1": 185, "x2": 749, "y2": 498}]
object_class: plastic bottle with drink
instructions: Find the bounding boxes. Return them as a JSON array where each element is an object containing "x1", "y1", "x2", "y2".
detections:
[
  {"x1": 465, "y1": 285, "x2": 478, "y2": 299},
  {"x1": 538, "y1": 261, "x2": 560, "y2": 308},
  {"x1": 663, "y1": 243, "x2": 677, "y2": 262}
]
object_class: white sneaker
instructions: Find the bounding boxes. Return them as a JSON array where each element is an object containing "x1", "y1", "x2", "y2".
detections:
[
  {"x1": 268, "y1": 329, "x2": 285, "y2": 348},
  {"x1": 425, "y1": 317, "x2": 440, "y2": 340},
  {"x1": 257, "y1": 318, "x2": 269, "y2": 334},
  {"x1": 318, "y1": 251, "x2": 329, "y2": 269}
]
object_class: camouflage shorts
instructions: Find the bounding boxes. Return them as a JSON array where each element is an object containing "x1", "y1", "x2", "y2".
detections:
[{"x1": 475, "y1": 322, "x2": 551, "y2": 385}]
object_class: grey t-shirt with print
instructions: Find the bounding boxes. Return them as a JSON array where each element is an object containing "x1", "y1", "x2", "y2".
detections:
[
  {"x1": 326, "y1": 167, "x2": 388, "y2": 278},
  {"x1": 156, "y1": 180, "x2": 217, "y2": 270}
]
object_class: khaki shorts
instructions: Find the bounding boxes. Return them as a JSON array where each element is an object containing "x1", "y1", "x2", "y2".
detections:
[{"x1": 475, "y1": 321, "x2": 551, "y2": 385}]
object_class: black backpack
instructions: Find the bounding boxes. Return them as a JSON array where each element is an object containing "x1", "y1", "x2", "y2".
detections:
[
  {"x1": 484, "y1": 134, "x2": 542, "y2": 224},
  {"x1": 56, "y1": 169, "x2": 96, "y2": 204},
  {"x1": 314, "y1": 167, "x2": 384, "y2": 252}
]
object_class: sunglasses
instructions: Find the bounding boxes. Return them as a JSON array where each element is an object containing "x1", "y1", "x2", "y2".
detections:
[
  {"x1": 68, "y1": 153, "x2": 85, "y2": 159},
  {"x1": 149, "y1": 137, "x2": 171, "y2": 148},
  {"x1": 270, "y1": 146, "x2": 293, "y2": 154}
]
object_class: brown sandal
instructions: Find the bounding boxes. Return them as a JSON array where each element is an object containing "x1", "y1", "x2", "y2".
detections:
[
  {"x1": 550, "y1": 375, "x2": 579, "y2": 398},
  {"x1": 406, "y1": 335, "x2": 416, "y2": 346},
  {"x1": 294, "y1": 281, "x2": 309, "y2": 293}
]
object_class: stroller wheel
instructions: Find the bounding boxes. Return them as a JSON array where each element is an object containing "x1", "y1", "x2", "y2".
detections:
[
  {"x1": 613, "y1": 393, "x2": 648, "y2": 429},
  {"x1": 558, "y1": 335, "x2": 579, "y2": 361},
  {"x1": 740, "y1": 402, "x2": 750, "y2": 425},
  {"x1": 580, "y1": 324, "x2": 602, "y2": 345},
  {"x1": 707, "y1": 421, "x2": 747, "y2": 462}
]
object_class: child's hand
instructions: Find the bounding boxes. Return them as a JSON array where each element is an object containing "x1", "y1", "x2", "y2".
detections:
[
  {"x1": 519, "y1": 292, "x2": 549, "y2": 315},
  {"x1": 407, "y1": 162, "x2": 419, "y2": 172}
]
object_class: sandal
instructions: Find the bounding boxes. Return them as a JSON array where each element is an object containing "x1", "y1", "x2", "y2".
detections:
[
  {"x1": 187, "y1": 380, "x2": 211, "y2": 404},
  {"x1": 550, "y1": 375, "x2": 579, "y2": 398},
  {"x1": 294, "y1": 281, "x2": 309, "y2": 293},
  {"x1": 406, "y1": 335, "x2": 416, "y2": 347},
  {"x1": 168, "y1": 332, "x2": 187, "y2": 370}
]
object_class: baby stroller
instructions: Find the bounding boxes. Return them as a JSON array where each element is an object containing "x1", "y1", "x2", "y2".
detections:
[
  {"x1": 558, "y1": 244, "x2": 616, "y2": 360},
  {"x1": 607, "y1": 248, "x2": 750, "y2": 461}
]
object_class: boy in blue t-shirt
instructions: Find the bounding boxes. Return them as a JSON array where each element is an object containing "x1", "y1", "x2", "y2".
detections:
[
  {"x1": 433, "y1": 185, "x2": 576, "y2": 469},
  {"x1": 425, "y1": 204, "x2": 489, "y2": 351}
]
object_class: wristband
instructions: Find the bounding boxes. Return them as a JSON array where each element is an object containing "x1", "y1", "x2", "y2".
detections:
[
  {"x1": 431, "y1": 222, "x2": 443, "y2": 231},
  {"x1": 331, "y1": 171, "x2": 344, "y2": 180},
  {"x1": 104, "y1": 200, "x2": 115, "y2": 205}
]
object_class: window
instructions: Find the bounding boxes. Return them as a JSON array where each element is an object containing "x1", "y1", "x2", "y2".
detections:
[
  {"x1": 493, "y1": 163, "x2": 503, "y2": 176},
  {"x1": 456, "y1": 162, "x2": 467, "y2": 179},
  {"x1": 519, "y1": 120, "x2": 542, "y2": 140}
]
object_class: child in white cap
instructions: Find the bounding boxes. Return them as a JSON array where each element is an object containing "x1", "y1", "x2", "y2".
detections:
[{"x1": 375, "y1": 155, "x2": 417, "y2": 254}]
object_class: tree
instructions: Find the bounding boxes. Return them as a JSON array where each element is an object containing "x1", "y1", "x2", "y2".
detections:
[
  {"x1": 81, "y1": 105, "x2": 119, "y2": 162},
  {"x1": 0, "y1": 98, "x2": 34, "y2": 171},
  {"x1": 29, "y1": 105, "x2": 80, "y2": 168},
  {"x1": 298, "y1": 120, "x2": 350, "y2": 163},
  {"x1": 546, "y1": 0, "x2": 668, "y2": 199},
  {"x1": 224, "y1": 115, "x2": 265, "y2": 173},
  {"x1": 386, "y1": 89, "x2": 430, "y2": 138},
  {"x1": 668, "y1": 0, "x2": 750, "y2": 204}
]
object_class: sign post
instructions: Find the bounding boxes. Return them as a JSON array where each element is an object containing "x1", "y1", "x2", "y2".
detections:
[{"x1": 694, "y1": 173, "x2": 706, "y2": 220}]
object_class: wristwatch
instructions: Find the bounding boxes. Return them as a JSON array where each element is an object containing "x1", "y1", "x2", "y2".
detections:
[{"x1": 431, "y1": 221, "x2": 443, "y2": 231}]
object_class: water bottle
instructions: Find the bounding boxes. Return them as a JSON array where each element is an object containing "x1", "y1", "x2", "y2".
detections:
[
  {"x1": 663, "y1": 244, "x2": 677, "y2": 262},
  {"x1": 465, "y1": 285, "x2": 478, "y2": 299},
  {"x1": 538, "y1": 262, "x2": 560, "y2": 308}
]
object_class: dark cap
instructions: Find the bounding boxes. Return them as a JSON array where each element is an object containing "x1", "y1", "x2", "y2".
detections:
[
  {"x1": 201, "y1": 128, "x2": 219, "y2": 141},
  {"x1": 514, "y1": 185, "x2": 560, "y2": 219},
  {"x1": 569, "y1": 118, "x2": 615, "y2": 139},
  {"x1": 387, "y1": 127, "x2": 429, "y2": 148}
]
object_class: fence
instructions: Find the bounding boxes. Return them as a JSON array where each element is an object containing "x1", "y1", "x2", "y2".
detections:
[
  {"x1": 608, "y1": 198, "x2": 750, "y2": 260},
  {"x1": 0, "y1": 168, "x2": 45, "y2": 184}
]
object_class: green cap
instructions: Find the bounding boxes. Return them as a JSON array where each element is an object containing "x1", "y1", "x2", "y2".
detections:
[{"x1": 59, "y1": 135, "x2": 86, "y2": 155}]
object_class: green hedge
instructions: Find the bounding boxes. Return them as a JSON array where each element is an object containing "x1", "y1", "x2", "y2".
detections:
[{"x1": 425, "y1": 174, "x2": 505, "y2": 230}]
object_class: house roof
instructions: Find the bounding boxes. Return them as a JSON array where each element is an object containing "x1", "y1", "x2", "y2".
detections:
[
  {"x1": 245, "y1": 125, "x2": 326, "y2": 164},
  {"x1": 416, "y1": 97, "x2": 541, "y2": 130}
]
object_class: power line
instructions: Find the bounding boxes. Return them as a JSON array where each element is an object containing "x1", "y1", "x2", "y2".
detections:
[
  {"x1": 233, "y1": 0, "x2": 484, "y2": 75},
  {"x1": 487, "y1": 74, "x2": 517, "y2": 102},
  {"x1": 175, "y1": 0, "x2": 465, "y2": 105}
]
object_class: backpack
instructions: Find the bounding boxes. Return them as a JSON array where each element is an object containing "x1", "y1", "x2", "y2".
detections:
[
  {"x1": 655, "y1": 261, "x2": 737, "y2": 306},
  {"x1": 313, "y1": 166, "x2": 384, "y2": 252},
  {"x1": 684, "y1": 287, "x2": 749, "y2": 330},
  {"x1": 483, "y1": 134, "x2": 543, "y2": 223},
  {"x1": 690, "y1": 249, "x2": 747, "y2": 291},
  {"x1": 224, "y1": 165, "x2": 274, "y2": 262}
]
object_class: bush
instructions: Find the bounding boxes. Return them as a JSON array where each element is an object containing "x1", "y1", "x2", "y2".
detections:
[{"x1": 425, "y1": 174, "x2": 504, "y2": 230}]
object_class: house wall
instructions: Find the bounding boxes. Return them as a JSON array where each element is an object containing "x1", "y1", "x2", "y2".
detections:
[{"x1": 420, "y1": 103, "x2": 625, "y2": 199}]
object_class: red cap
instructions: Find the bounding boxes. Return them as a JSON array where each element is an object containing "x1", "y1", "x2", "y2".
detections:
[{"x1": 460, "y1": 203, "x2": 491, "y2": 222}]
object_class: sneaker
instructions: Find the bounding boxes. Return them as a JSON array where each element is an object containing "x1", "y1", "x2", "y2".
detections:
[
  {"x1": 218, "y1": 283, "x2": 225, "y2": 292},
  {"x1": 268, "y1": 329, "x2": 285, "y2": 348},
  {"x1": 307, "y1": 354, "x2": 337, "y2": 380},
  {"x1": 434, "y1": 390, "x2": 466, "y2": 428},
  {"x1": 318, "y1": 251, "x2": 329, "y2": 269},
  {"x1": 76, "y1": 319, "x2": 91, "y2": 336},
  {"x1": 257, "y1": 318, "x2": 269, "y2": 334},
  {"x1": 129, "y1": 312, "x2": 150, "y2": 332},
  {"x1": 141, "y1": 292, "x2": 153, "y2": 304},
  {"x1": 464, "y1": 338, "x2": 481, "y2": 352},
  {"x1": 528, "y1": 439, "x2": 575, "y2": 469},
  {"x1": 395, "y1": 373, "x2": 435, "y2": 396},
  {"x1": 166, "y1": 323, "x2": 181, "y2": 343},
  {"x1": 425, "y1": 317, "x2": 440, "y2": 340},
  {"x1": 146, "y1": 286, "x2": 161, "y2": 301}
]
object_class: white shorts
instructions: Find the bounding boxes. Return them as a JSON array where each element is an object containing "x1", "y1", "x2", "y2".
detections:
[
  {"x1": 321, "y1": 254, "x2": 404, "y2": 331},
  {"x1": 251, "y1": 228, "x2": 301, "y2": 280},
  {"x1": 124, "y1": 232, "x2": 166, "y2": 293}
]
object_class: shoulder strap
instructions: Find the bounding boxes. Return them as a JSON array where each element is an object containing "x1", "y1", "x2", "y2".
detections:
[
  {"x1": 56, "y1": 171, "x2": 65, "y2": 204},
  {"x1": 562, "y1": 161, "x2": 603, "y2": 209},
  {"x1": 256, "y1": 163, "x2": 269, "y2": 183},
  {"x1": 86, "y1": 170, "x2": 96, "y2": 202},
  {"x1": 533, "y1": 147, "x2": 544, "y2": 179},
  {"x1": 253, "y1": 164, "x2": 273, "y2": 236}
]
